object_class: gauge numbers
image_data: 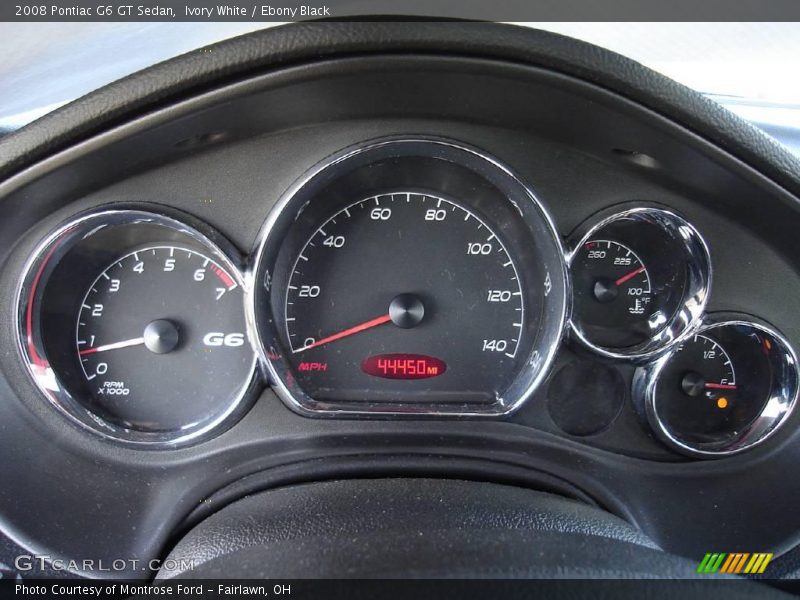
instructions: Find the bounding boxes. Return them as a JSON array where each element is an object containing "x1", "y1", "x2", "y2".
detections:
[
  {"x1": 639, "y1": 321, "x2": 799, "y2": 457},
  {"x1": 679, "y1": 334, "x2": 737, "y2": 399},
  {"x1": 283, "y1": 192, "x2": 526, "y2": 403},
  {"x1": 252, "y1": 138, "x2": 569, "y2": 415},
  {"x1": 572, "y1": 239, "x2": 655, "y2": 348},
  {"x1": 76, "y1": 245, "x2": 250, "y2": 432},
  {"x1": 653, "y1": 333, "x2": 741, "y2": 444}
]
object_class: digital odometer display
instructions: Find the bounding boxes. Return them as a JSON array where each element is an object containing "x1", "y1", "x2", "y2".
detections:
[{"x1": 362, "y1": 353, "x2": 447, "y2": 380}]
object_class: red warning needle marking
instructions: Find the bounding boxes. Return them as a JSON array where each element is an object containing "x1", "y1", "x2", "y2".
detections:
[
  {"x1": 615, "y1": 265, "x2": 646, "y2": 286},
  {"x1": 704, "y1": 383, "x2": 737, "y2": 390},
  {"x1": 294, "y1": 314, "x2": 392, "y2": 354},
  {"x1": 212, "y1": 264, "x2": 236, "y2": 289}
]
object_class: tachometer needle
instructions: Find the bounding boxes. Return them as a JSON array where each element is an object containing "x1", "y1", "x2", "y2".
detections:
[
  {"x1": 294, "y1": 314, "x2": 392, "y2": 354},
  {"x1": 615, "y1": 265, "x2": 646, "y2": 286},
  {"x1": 704, "y1": 382, "x2": 737, "y2": 390},
  {"x1": 79, "y1": 337, "x2": 145, "y2": 356}
]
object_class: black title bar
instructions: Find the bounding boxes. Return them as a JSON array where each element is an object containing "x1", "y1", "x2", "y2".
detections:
[{"x1": 5, "y1": 0, "x2": 800, "y2": 22}]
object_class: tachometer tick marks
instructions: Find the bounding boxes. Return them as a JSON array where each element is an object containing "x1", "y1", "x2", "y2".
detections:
[{"x1": 68, "y1": 242, "x2": 252, "y2": 440}]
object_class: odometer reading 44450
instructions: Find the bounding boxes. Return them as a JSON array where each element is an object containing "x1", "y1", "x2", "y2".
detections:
[{"x1": 362, "y1": 353, "x2": 447, "y2": 380}]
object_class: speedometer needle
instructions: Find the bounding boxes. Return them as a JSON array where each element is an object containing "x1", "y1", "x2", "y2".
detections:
[
  {"x1": 294, "y1": 314, "x2": 392, "y2": 354},
  {"x1": 79, "y1": 337, "x2": 145, "y2": 355}
]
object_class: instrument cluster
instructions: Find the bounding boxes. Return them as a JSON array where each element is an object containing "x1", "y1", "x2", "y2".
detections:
[{"x1": 14, "y1": 137, "x2": 799, "y2": 457}]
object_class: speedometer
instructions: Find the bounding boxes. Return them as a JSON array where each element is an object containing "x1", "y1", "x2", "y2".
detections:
[
  {"x1": 285, "y1": 192, "x2": 524, "y2": 403},
  {"x1": 251, "y1": 138, "x2": 568, "y2": 416}
]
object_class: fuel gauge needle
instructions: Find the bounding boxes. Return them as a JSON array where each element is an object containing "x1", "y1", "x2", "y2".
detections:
[
  {"x1": 79, "y1": 337, "x2": 145, "y2": 356},
  {"x1": 704, "y1": 382, "x2": 737, "y2": 390}
]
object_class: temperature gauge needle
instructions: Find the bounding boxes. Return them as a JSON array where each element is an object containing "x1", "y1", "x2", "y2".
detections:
[
  {"x1": 295, "y1": 314, "x2": 392, "y2": 354},
  {"x1": 615, "y1": 265, "x2": 646, "y2": 286},
  {"x1": 79, "y1": 337, "x2": 145, "y2": 356},
  {"x1": 704, "y1": 382, "x2": 737, "y2": 390}
]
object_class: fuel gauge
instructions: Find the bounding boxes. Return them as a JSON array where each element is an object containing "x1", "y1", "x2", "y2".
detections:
[
  {"x1": 655, "y1": 334, "x2": 743, "y2": 443},
  {"x1": 635, "y1": 318, "x2": 799, "y2": 457}
]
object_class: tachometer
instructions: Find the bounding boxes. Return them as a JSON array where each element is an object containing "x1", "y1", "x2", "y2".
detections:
[
  {"x1": 17, "y1": 209, "x2": 258, "y2": 446},
  {"x1": 76, "y1": 245, "x2": 248, "y2": 432},
  {"x1": 251, "y1": 138, "x2": 568, "y2": 416}
]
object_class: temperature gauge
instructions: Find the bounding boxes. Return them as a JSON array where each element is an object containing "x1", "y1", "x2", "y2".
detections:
[
  {"x1": 569, "y1": 206, "x2": 711, "y2": 360},
  {"x1": 572, "y1": 240, "x2": 654, "y2": 348}
]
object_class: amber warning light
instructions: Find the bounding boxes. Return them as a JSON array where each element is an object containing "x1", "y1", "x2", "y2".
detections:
[{"x1": 361, "y1": 354, "x2": 447, "y2": 380}]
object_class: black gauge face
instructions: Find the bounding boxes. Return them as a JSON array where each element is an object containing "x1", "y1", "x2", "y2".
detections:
[
  {"x1": 656, "y1": 334, "x2": 746, "y2": 443},
  {"x1": 75, "y1": 245, "x2": 252, "y2": 431},
  {"x1": 19, "y1": 211, "x2": 259, "y2": 445},
  {"x1": 285, "y1": 193, "x2": 525, "y2": 403},
  {"x1": 642, "y1": 320, "x2": 799, "y2": 455},
  {"x1": 569, "y1": 208, "x2": 710, "y2": 357},
  {"x1": 254, "y1": 139, "x2": 568, "y2": 415},
  {"x1": 572, "y1": 240, "x2": 655, "y2": 347}
]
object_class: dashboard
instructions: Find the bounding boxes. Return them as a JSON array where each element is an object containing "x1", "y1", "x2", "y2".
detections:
[
  {"x1": 3, "y1": 22, "x2": 800, "y2": 580},
  {"x1": 15, "y1": 138, "x2": 797, "y2": 456}
]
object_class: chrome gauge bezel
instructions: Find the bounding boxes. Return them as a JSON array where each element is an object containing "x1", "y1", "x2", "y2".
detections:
[
  {"x1": 248, "y1": 137, "x2": 570, "y2": 417},
  {"x1": 15, "y1": 208, "x2": 260, "y2": 448},
  {"x1": 567, "y1": 206, "x2": 712, "y2": 361},
  {"x1": 634, "y1": 315, "x2": 799, "y2": 458}
]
